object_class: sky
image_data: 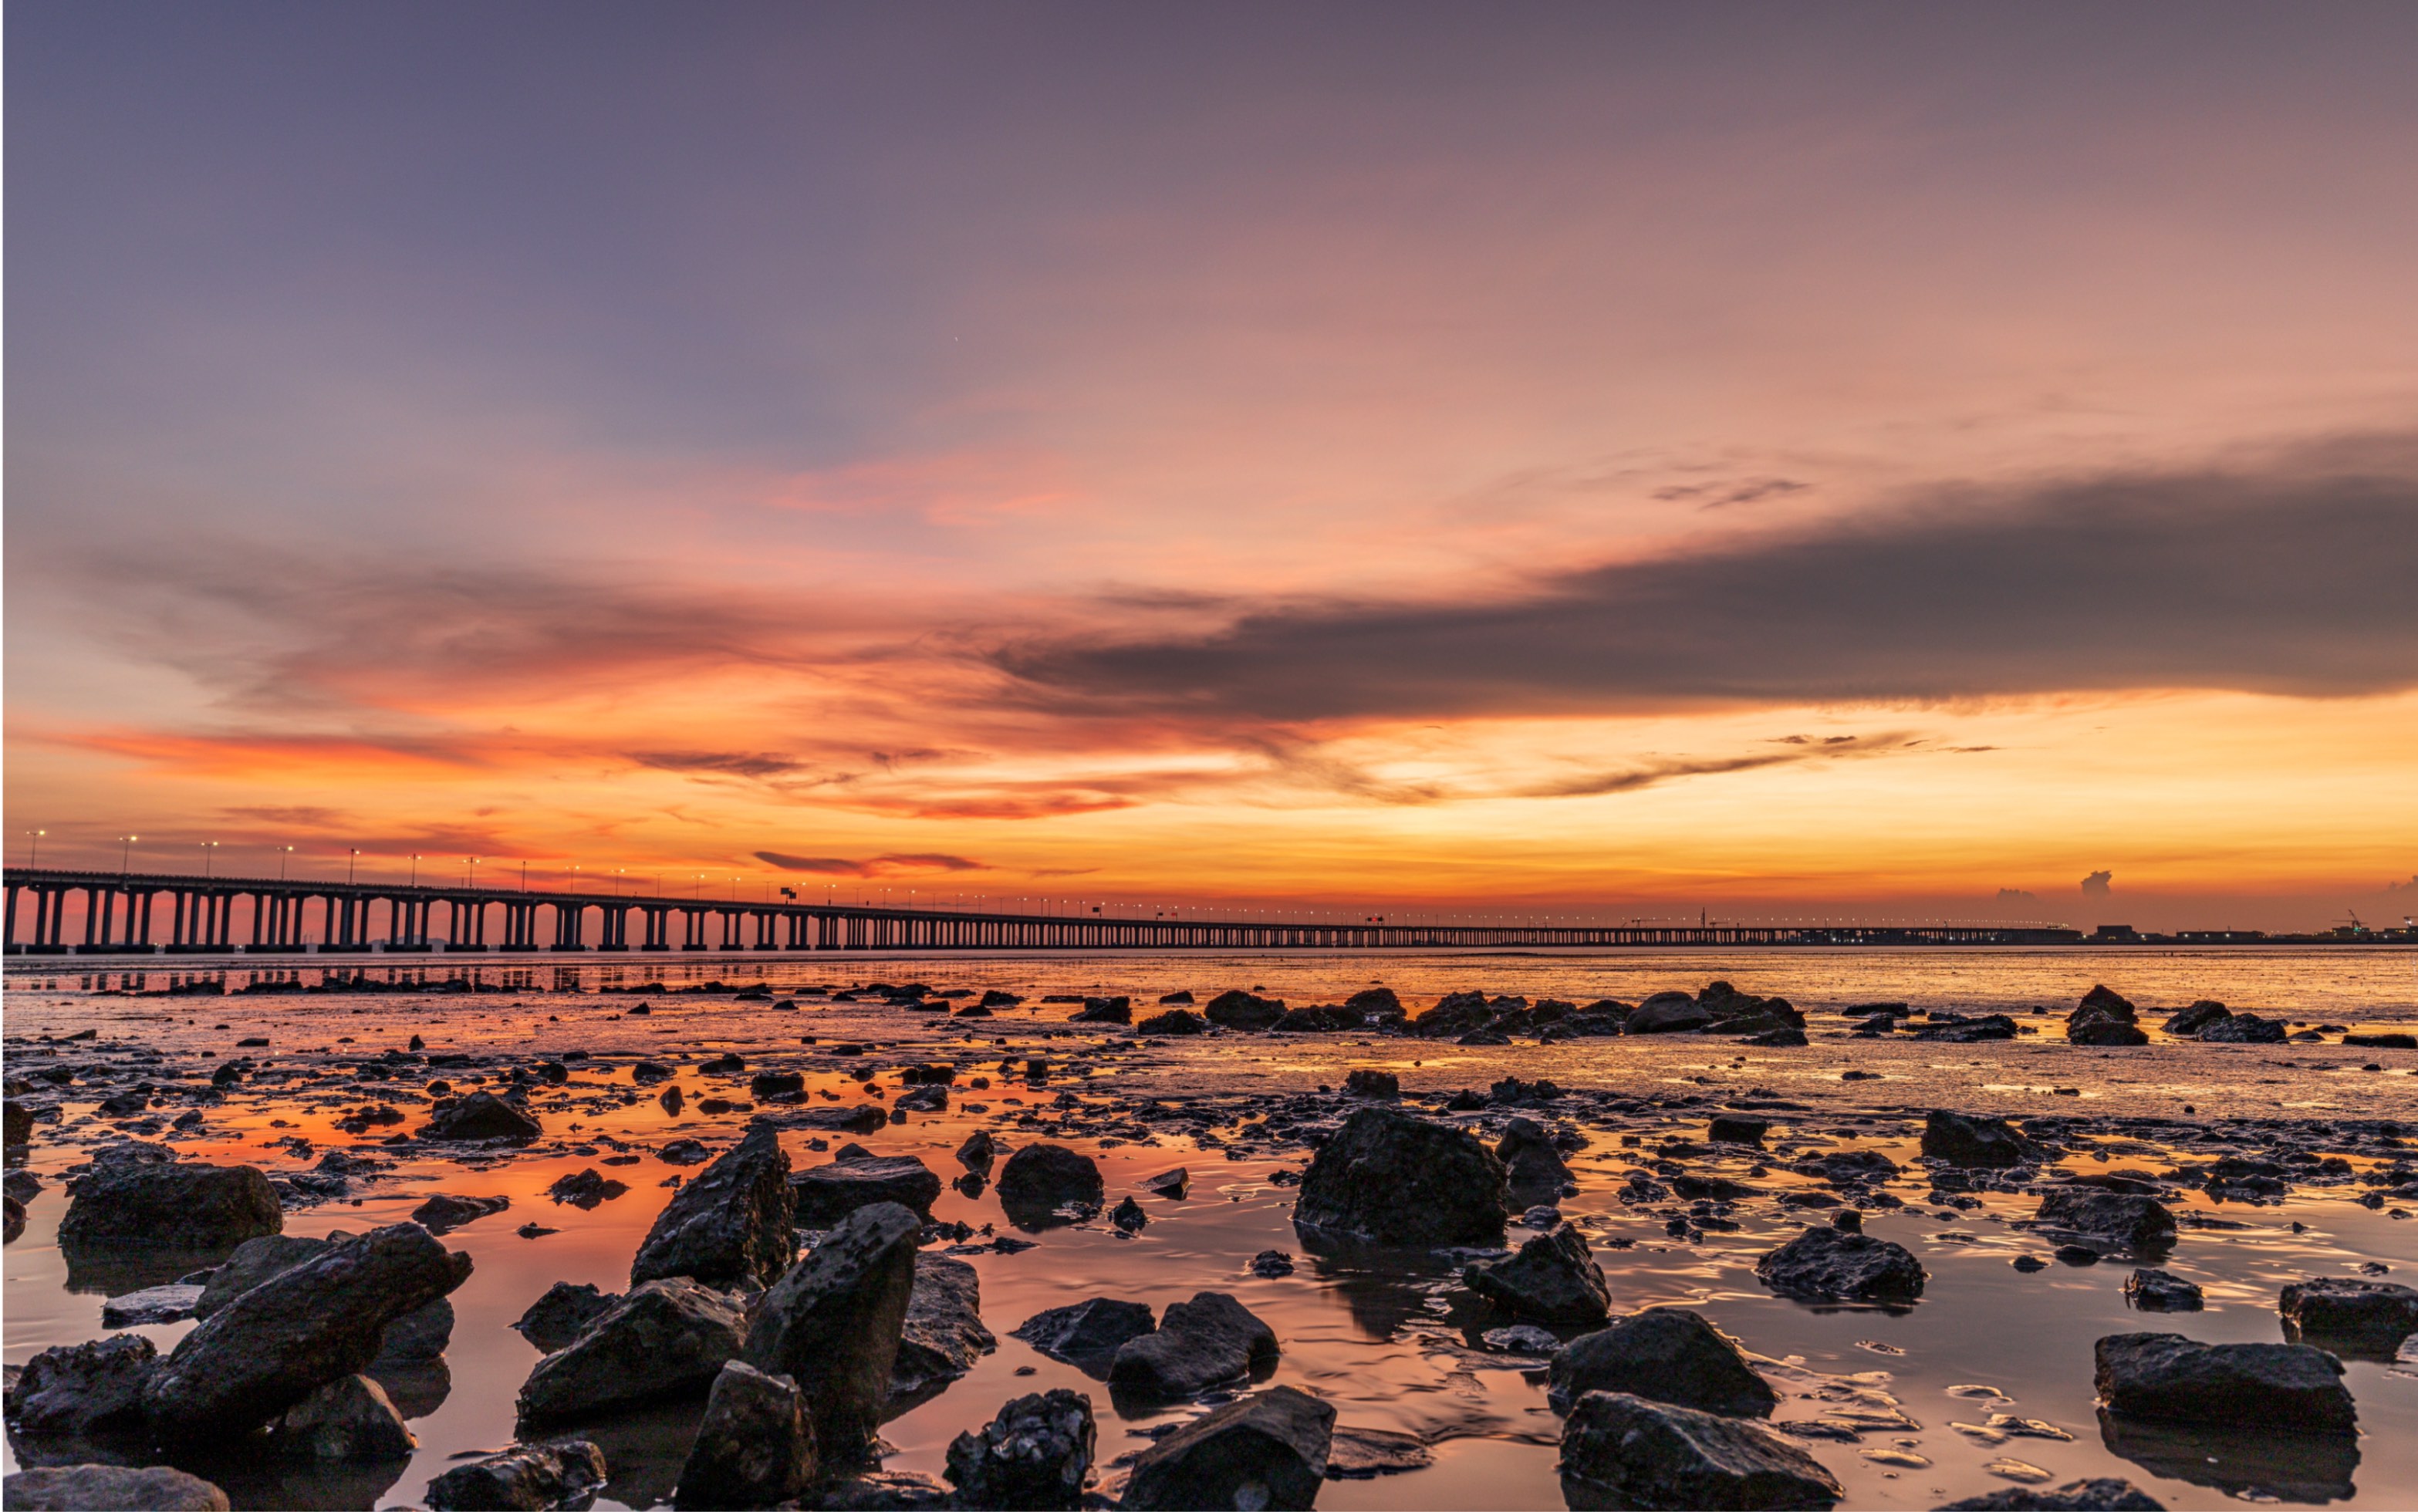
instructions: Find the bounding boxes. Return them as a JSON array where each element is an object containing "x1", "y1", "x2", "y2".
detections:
[{"x1": 7, "y1": 2, "x2": 2416, "y2": 930}]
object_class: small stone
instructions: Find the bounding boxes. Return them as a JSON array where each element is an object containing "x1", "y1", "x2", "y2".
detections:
[
  {"x1": 1250, "y1": 1249, "x2": 1296, "y2": 1277},
  {"x1": 424, "y1": 1441, "x2": 607, "y2": 1511},
  {"x1": 1937, "y1": 1478, "x2": 2166, "y2": 1510},
  {"x1": 1323, "y1": 1426, "x2": 1433, "y2": 1479},
  {"x1": 2279, "y1": 1277, "x2": 2418, "y2": 1350},
  {"x1": 1109, "y1": 1196, "x2": 1148, "y2": 1232},
  {"x1": 1464, "y1": 1224, "x2": 1613, "y2": 1325},
  {"x1": 410, "y1": 1193, "x2": 511, "y2": 1232},
  {"x1": 2123, "y1": 1269, "x2": 2204, "y2": 1312},
  {"x1": 418, "y1": 1091, "x2": 542, "y2": 1142},
  {"x1": 944, "y1": 1388, "x2": 1096, "y2": 1509},
  {"x1": 102, "y1": 1283, "x2": 206, "y2": 1328},
  {"x1": 1011, "y1": 1298, "x2": 1156, "y2": 1370}
]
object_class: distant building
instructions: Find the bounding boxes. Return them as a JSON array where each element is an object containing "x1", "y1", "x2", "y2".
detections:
[
  {"x1": 2175, "y1": 929, "x2": 2266, "y2": 943},
  {"x1": 2089, "y1": 923, "x2": 2142, "y2": 942}
]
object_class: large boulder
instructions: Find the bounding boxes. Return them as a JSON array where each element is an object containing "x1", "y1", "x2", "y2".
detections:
[
  {"x1": 193, "y1": 1234, "x2": 341, "y2": 1318},
  {"x1": 1754, "y1": 1226, "x2": 1926, "y2": 1303},
  {"x1": 513, "y1": 1282, "x2": 619, "y2": 1352},
  {"x1": 59, "y1": 1162, "x2": 281, "y2": 1250},
  {"x1": 2278, "y1": 1277, "x2": 2418, "y2": 1352},
  {"x1": 1, "y1": 1466, "x2": 230, "y2": 1511},
  {"x1": 630, "y1": 1125, "x2": 796, "y2": 1291},
  {"x1": 5, "y1": 1335, "x2": 159, "y2": 1436},
  {"x1": 1938, "y1": 1479, "x2": 2166, "y2": 1510},
  {"x1": 144, "y1": 1223, "x2": 470, "y2": 1440},
  {"x1": 2067, "y1": 989, "x2": 2146, "y2": 1046},
  {"x1": 995, "y1": 1145, "x2": 1103, "y2": 1226},
  {"x1": 1203, "y1": 990, "x2": 1285, "y2": 1030},
  {"x1": 273, "y1": 1373, "x2": 415, "y2": 1460},
  {"x1": 2093, "y1": 1333, "x2": 2356, "y2": 1433},
  {"x1": 745, "y1": 1200, "x2": 921, "y2": 1464},
  {"x1": 424, "y1": 1441, "x2": 607, "y2": 1511},
  {"x1": 1121, "y1": 1385, "x2": 1335, "y2": 1511},
  {"x1": 676, "y1": 1360, "x2": 818, "y2": 1511},
  {"x1": 418, "y1": 1090, "x2": 542, "y2": 1142},
  {"x1": 1626, "y1": 993, "x2": 1714, "y2": 1034},
  {"x1": 793, "y1": 1151, "x2": 942, "y2": 1227},
  {"x1": 1922, "y1": 1111, "x2": 2035, "y2": 1168},
  {"x1": 2035, "y1": 1191, "x2": 2176, "y2": 1252},
  {"x1": 1547, "y1": 1309, "x2": 1778, "y2": 1419},
  {"x1": 517, "y1": 1277, "x2": 746, "y2": 1428},
  {"x1": 892, "y1": 1254, "x2": 997, "y2": 1402},
  {"x1": 944, "y1": 1389, "x2": 1096, "y2": 1510},
  {"x1": 2162, "y1": 1001, "x2": 2232, "y2": 1035},
  {"x1": 1011, "y1": 1298, "x2": 1157, "y2": 1372},
  {"x1": 1107, "y1": 1292, "x2": 1278, "y2": 1400},
  {"x1": 1464, "y1": 1226, "x2": 1613, "y2": 1325},
  {"x1": 1558, "y1": 1391, "x2": 1842, "y2": 1510},
  {"x1": 1293, "y1": 1105, "x2": 1507, "y2": 1246}
]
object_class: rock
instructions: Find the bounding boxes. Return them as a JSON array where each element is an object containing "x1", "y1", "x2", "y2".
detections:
[
  {"x1": 1204, "y1": 990, "x2": 1285, "y2": 1030},
  {"x1": 546, "y1": 1169, "x2": 629, "y2": 1207},
  {"x1": 412, "y1": 1193, "x2": 512, "y2": 1232},
  {"x1": 194, "y1": 1234, "x2": 341, "y2": 1317},
  {"x1": 2123, "y1": 1269, "x2": 2204, "y2": 1312},
  {"x1": 1922, "y1": 1111, "x2": 2035, "y2": 1168},
  {"x1": 751, "y1": 1071, "x2": 807, "y2": 1099},
  {"x1": 1110, "y1": 1196, "x2": 1148, "y2": 1231},
  {"x1": 761, "y1": 1104, "x2": 892, "y2": 1135},
  {"x1": 144, "y1": 1223, "x2": 471, "y2": 1440},
  {"x1": 1122, "y1": 1385, "x2": 1335, "y2": 1511},
  {"x1": 5, "y1": 1335, "x2": 158, "y2": 1436},
  {"x1": 2342, "y1": 1031, "x2": 2418, "y2": 1049},
  {"x1": 1558, "y1": 1391, "x2": 1842, "y2": 1511},
  {"x1": 676, "y1": 1360, "x2": 818, "y2": 1510},
  {"x1": 517, "y1": 1277, "x2": 748, "y2": 1428},
  {"x1": 1294, "y1": 1105, "x2": 1508, "y2": 1246},
  {"x1": 1325, "y1": 1426, "x2": 1433, "y2": 1478},
  {"x1": 1910, "y1": 1014, "x2": 2019, "y2": 1043},
  {"x1": 1547, "y1": 1308, "x2": 1779, "y2": 1418},
  {"x1": 995, "y1": 1144, "x2": 1103, "y2": 1223},
  {"x1": 1709, "y1": 1116, "x2": 1769, "y2": 1146},
  {"x1": 745, "y1": 1200, "x2": 921, "y2": 1463},
  {"x1": 1136, "y1": 1009, "x2": 1207, "y2": 1035},
  {"x1": 2069, "y1": 1020, "x2": 2149, "y2": 1046},
  {"x1": 944, "y1": 1388, "x2": 1096, "y2": 1509},
  {"x1": 2, "y1": 1466, "x2": 230, "y2": 1511},
  {"x1": 59, "y1": 1162, "x2": 281, "y2": 1250},
  {"x1": 514, "y1": 1282, "x2": 619, "y2": 1352},
  {"x1": 2, "y1": 1099, "x2": 31, "y2": 1148},
  {"x1": 2094, "y1": 1332, "x2": 2355, "y2": 1433},
  {"x1": 1343, "y1": 1068, "x2": 1399, "y2": 1099},
  {"x1": 1140, "y1": 1167, "x2": 1190, "y2": 1198},
  {"x1": 1743, "y1": 1028, "x2": 1809, "y2": 1047},
  {"x1": 1346, "y1": 986, "x2": 1405, "y2": 1021},
  {"x1": 1626, "y1": 994, "x2": 1714, "y2": 1034},
  {"x1": 956, "y1": 1130, "x2": 998, "y2": 1170},
  {"x1": 1464, "y1": 1224, "x2": 1613, "y2": 1324},
  {"x1": 2201, "y1": 1013, "x2": 2287, "y2": 1043},
  {"x1": 2076, "y1": 985, "x2": 2136, "y2": 1018},
  {"x1": 1070, "y1": 997, "x2": 1131, "y2": 1024},
  {"x1": 1107, "y1": 1292, "x2": 1278, "y2": 1399},
  {"x1": 1937, "y1": 1479, "x2": 2166, "y2": 1510},
  {"x1": 424, "y1": 1440, "x2": 608, "y2": 1510},
  {"x1": 1274, "y1": 1004, "x2": 1360, "y2": 1032},
  {"x1": 1497, "y1": 1116, "x2": 1575, "y2": 1196},
  {"x1": 1011, "y1": 1298, "x2": 1157, "y2": 1371},
  {"x1": 2034, "y1": 1191, "x2": 2176, "y2": 1252},
  {"x1": 4, "y1": 1193, "x2": 22, "y2": 1244},
  {"x1": 2279, "y1": 1277, "x2": 2418, "y2": 1350},
  {"x1": 631, "y1": 1124, "x2": 797, "y2": 1290},
  {"x1": 892, "y1": 1254, "x2": 996, "y2": 1400},
  {"x1": 420, "y1": 1091, "x2": 542, "y2": 1142},
  {"x1": 2161, "y1": 1001, "x2": 2232, "y2": 1035},
  {"x1": 1250, "y1": 1250, "x2": 1295, "y2": 1277},
  {"x1": 102, "y1": 1283, "x2": 206, "y2": 1328},
  {"x1": 275, "y1": 1373, "x2": 415, "y2": 1460},
  {"x1": 793, "y1": 1153, "x2": 943, "y2": 1226},
  {"x1": 816, "y1": 1470, "x2": 956, "y2": 1509},
  {"x1": 1754, "y1": 1225, "x2": 1927, "y2": 1302}
]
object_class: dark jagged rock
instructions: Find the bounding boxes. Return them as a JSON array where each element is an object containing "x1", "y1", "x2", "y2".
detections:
[
  {"x1": 1294, "y1": 1105, "x2": 1508, "y2": 1246},
  {"x1": 424, "y1": 1441, "x2": 607, "y2": 1511},
  {"x1": 1204, "y1": 990, "x2": 1285, "y2": 1030},
  {"x1": 1121, "y1": 1385, "x2": 1335, "y2": 1511},
  {"x1": 2069, "y1": 1019, "x2": 2150, "y2": 1045},
  {"x1": 995, "y1": 1144, "x2": 1103, "y2": 1223},
  {"x1": 630, "y1": 1125, "x2": 796, "y2": 1290},
  {"x1": 545, "y1": 1169, "x2": 628, "y2": 1207},
  {"x1": 101, "y1": 1283, "x2": 205, "y2": 1327},
  {"x1": 957, "y1": 1130, "x2": 998, "y2": 1170},
  {"x1": 2094, "y1": 1332, "x2": 2356, "y2": 1433},
  {"x1": 1343, "y1": 1068, "x2": 1399, "y2": 1099},
  {"x1": 1011, "y1": 1298, "x2": 1157, "y2": 1371},
  {"x1": 2, "y1": 1466, "x2": 231, "y2": 1511},
  {"x1": 1910, "y1": 1014, "x2": 2020, "y2": 1042},
  {"x1": 274, "y1": 1373, "x2": 414, "y2": 1460},
  {"x1": 2034, "y1": 1191, "x2": 2176, "y2": 1252},
  {"x1": 373, "y1": 1297, "x2": 455, "y2": 1365},
  {"x1": 143, "y1": 1223, "x2": 469, "y2": 1439},
  {"x1": 1464, "y1": 1225, "x2": 1612, "y2": 1325},
  {"x1": 2077, "y1": 985, "x2": 2136, "y2": 1018},
  {"x1": 1754, "y1": 1225, "x2": 1927, "y2": 1302},
  {"x1": 758, "y1": 1104, "x2": 888, "y2": 1134},
  {"x1": 412, "y1": 1194, "x2": 512, "y2": 1232},
  {"x1": 745, "y1": 1201, "x2": 921, "y2": 1463},
  {"x1": 514, "y1": 1282, "x2": 619, "y2": 1352},
  {"x1": 2201, "y1": 1013, "x2": 2287, "y2": 1044},
  {"x1": 1626, "y1": 993, "x2": 1714, "y2": 1034},
  {"x1": 2, "y1": 1099, "x2": 32, "y2": 1148},
  {"x1": 1325, "y1": 1426, "x2": 1433, "y2": 1478},
  {"x1": 1937, "y1": 1478, "x2": 2166, "y2": 1510},
  {"x1": 2279, "y1": 1277, "x2": 2418, "y2": 1350},
  {"x1": 2122, "y1": 1269, "x2": 2204, "y2": 1312},
  {"x1": 944, "y1": 1388, "x2": 1096, "y2": 1510},
  {"x1": 1497, "y1": 1116, "x2": 1575, "y2": 1197},
  {"x1": 1709, "y1": 1115, "x2": 1769, "y2": 1146},
  {"x1": 2161, "y1": 1001, "x2": 2232, "y2": 1035},
  {"x1": 1409, "y1": 991, "x2": 1499, "y2": 1038},
  {"x1": 1558, "y1": 1390, "x2": 1842, "y2": 1511},
  {"x1": 1110, "y1": 1196, "x2": 1148, "y2": 1231},
  {"x1": 816, "y1": 1469, "x2": 955, "y2": 1509},
  {"x1": 518, "y1": 1277, "x2": 747, "y2": 1428},
  {"x1": 2342, "y1": 1031, "x2": 2418, "y2": 1049},
  {"x1": 1922, "y1": 1110, "x2": 2035, "y2": 1168},
  {"x1": 751, "y1": 1071, "x2": 807, "y2": 1099},
  {"x1": 5, "y1": 1335, "x2": 158, "y2": 1435},
  {"x1": 196, "y1": 1234, "x2": 344, "y2": 1317},
  {"x1": 1108, "y1": 1291, "x2": 1278, "y2": 1399},
  {"x1": 419, "y1": 1091, "x2": 542, "y2": 1142},
  {"x1": 793, "y1": 1153, "x2": 942, "y2": 1226},
  {"x1": 1136, "y1": 1009, "x2": 1207, "y2": 1035},
  {"x1": 59, "y1": 1162, "x2": 281, "y2": 1250},
  {"x1": 676, "y1": 1360, "x2": 817, "y2": 1511},
  {"x1": 1346, "y1": 986, "x2": 1405, "y2": 1021},
  {"x1": 892, "y1": 1254, "x2": 996, "y2": 1400},
  {"x1": 1546, "y1": 1308, "x2": 1779, "y2": 1419},
  {"x1": 1070, "y1": 997, "x2": 1131, "y2": 1024}
]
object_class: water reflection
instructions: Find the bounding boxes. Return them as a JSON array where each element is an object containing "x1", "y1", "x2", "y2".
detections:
[{"x1": 2099, "y1": 1409, "x2": 2360, "y2": 1504}]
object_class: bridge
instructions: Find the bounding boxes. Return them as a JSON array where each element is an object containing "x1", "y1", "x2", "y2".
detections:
[{"x1": 2, "y1": 866, "x2": 2085, "y2": 955}]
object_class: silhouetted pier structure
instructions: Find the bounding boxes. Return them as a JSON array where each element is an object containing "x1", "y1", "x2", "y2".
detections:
[{"x1": 2, "y1": 866, "x2": 2088, "y2": 955}]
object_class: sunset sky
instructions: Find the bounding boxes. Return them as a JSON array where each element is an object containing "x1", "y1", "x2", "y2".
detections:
[{"x1": 7, "y1": 4, "x2": 2415, "y2": 929}]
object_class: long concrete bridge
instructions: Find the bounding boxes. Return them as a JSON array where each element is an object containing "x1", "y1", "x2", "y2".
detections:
[{"x1": 2, "y1": 866, "x2": 2085, "y2": 955}]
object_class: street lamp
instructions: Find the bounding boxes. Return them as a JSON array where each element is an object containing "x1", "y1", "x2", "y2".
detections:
[
  {"x1": 25, "y1": 830, "x2": 44, "y2": 866},
  {"x1": 467, "y1": 856, "x2": 481, "y2": 888},
  {"x1": 348, "y1": 849, "x2": 361, "y2": 884},
  {"x1": 201, "y1": 840, "x2": 219, "y2": 877},
  {"x1": 120, "y1": 835, "x2": 139, "y2": 874},
  {"x1": 276, "y1": 845, "x2": 294, "y2": 880},
  {"x1": 409, "y1": 853, "x2": 421, "y2": 887}
]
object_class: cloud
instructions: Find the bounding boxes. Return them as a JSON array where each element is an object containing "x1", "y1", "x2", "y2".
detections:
[
  {"x1": 1652, "y1": 477, "x2": 1809, "y2": 508},
  {"x1": 220, "y1": 805, "x2": 354, "y2": 828},
  {"x1": 755, "y1": 850, "x2": 986, "y2": 877},
  {"x1": 1995, "y1": 887, "x2": 2038, "y2": 903},
  {"x1": 630, "y1": 751, "x2": 808, "y2": 778},
  {"x1": 2082, "y1": 869, "x2": 2114, "y2": 898},
  {"x1": 991, "y1": 446, "x2": 2418, "y2": 722},
  {"x1": 1509, "y1": 733, "x2": 1914, "y2": 798}
]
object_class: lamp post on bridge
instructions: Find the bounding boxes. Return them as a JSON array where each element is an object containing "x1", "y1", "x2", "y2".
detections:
[
  {"x1": 201, "y1": 840, "x2": 219, "y2": 877},
  {"x1": 276, "y1": 845, "x2": 293, "y2": 880},
  {"x1": 409, "y1": 854, "x2": 421, "y2": 888},
  {"x1": 24, "y1": 830, "x2": 45, "y2": 866},
  {"x1": 348, "y1": 849, "x2": 361, "y2": 884},
  {"x1": 119, "y1": 835, "x2": 139, "y2": 875}
]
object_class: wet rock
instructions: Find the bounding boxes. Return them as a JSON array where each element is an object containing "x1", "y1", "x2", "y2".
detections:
[
  {"x1": 1070, "y1": 997, "x2": 1131, "y2": 1024},
  {"x1": 4, "y1": 1193, "x2": 22, "y2": 1244},
  {"x1": 892, "y1": 1254, "x2": 996, "y2": 1401},
  {"x1": 816, "y1": 1469, "x2": 955, "y2": 1509},
  {"x1": 59, "y1": 1162, "x2": 282, "y2": 1250},
  {"x1": 1012, "y1": 1298, "x2": 1157, "y2": 1371},
  {"x1": 1110, "y1": 1196, "x2": 1148, "y2": 1231},
  {"x1": 995, "y1": 1144, "x2": 1103, "y2": 1223},
  {"x1": 274, "y1": 1373, "x2": 414, "y2": 1460},
  {"x1": 144, "y1": 1223, "x2": 471, "y2": 1440},
  {"x1": 1709, "y1": 1115, "x2": 1769, "y2": 1146},
  {"x1": 424, "y1": 1440, "x2": 607, "y2": 1510},
  {"x1": 2279, "y1": 1277, "x2": 2418, "y2": 1351},
  {"x1": 2122, "y1": 1269, "x2": 2204, "y2": 1312},
  {"x1": 1121, "y1": 1384, "x2": 1335, "y2": 1511},
  {"x1": 1464, "y1": 1224, "x2": 1613, "y2": 1325},
  {"x1": 956, "y1": 1130, "x2": 998, "y2": 1170},
  {"x1": 1274, "y1": 1004, "x2": 1360, "y2": 1031},
  {"x1": 745, "y1": 1200, "x2": 922, "y2": 1463},
  {"x1": 5, "y1": 1335, "x2": 158, "y2": 1435},
  {"x1": 676, "y1": 1360, "x2": 817, "y2": 1511},
  {"x1": 1626, "y1": 993, "x2": 1714, "y2": 1034},
  {"x1": 1325, "y1": 1425, "x2": 1433, "y2": 1478},
  {"x1": 419, "y1": 1091, "x2": 542, "y2": 1142},
  {"x1": 2, "y1": 1099, "x2": 31, "y2": 1148},
  {"x1": 1558, "y1": 1390, "x2": 1842, "y2": 1511},
  {"x1": 1346, "y1": 986, "x2": 1405, "y2": 1021},
  {"x1": 1497, "y1": 1116, "x2": 1575, "y2": 1197},
  {"x1": 195, "y1": 1235, "x2": 342, "y2": 1316},
  {"x1": 1922, "y1": 1111, "x2": 2036, "y2": 1168},
  {"x1": 2161, "y1": 1001, "x2": 2232, "y2": 1035},
  {"x1": 1107, "y1": 1291, "x2": 1278, "y2": 1399},
  {"x1": 751, "y1": 1071, "x2": 807, "y2": 1099},
  {"x1": 1343, "y1": 1068, "x2": 1399, "y2": 1099},
  {"x1": 944, "y1": 1388, "x2": 1096, "y2": 1510},
  {"x1": 793, "y1": 1152, "x2": 943, "y2": 1226},
  {"x1": 1910, "y1": 1014, "x2": 2019, "y2": 1042},
  {"x1": 1136, "y1": 1009, "x2": 1207, "y2": 1035},
  {"x1": 411, "y1": 1193, "x2": 512, "y2": 1232},
  {"x1": 2200, "y1": 1014, "x2": 2287, "y2": 1044},
  {"x1": 374, "y1": 1297, "x2": 457, "y2": 1365},
  {"x1": 2, "y1": 1466, "x2": 230, "y2": 1511},
  {"x1": 2094, "y1": 1332, "x2": 2355, "y2": 1433},
  {"x1": 1294, "y1": 1105, "x2": 1508, "y2": 1246},
  {"x1": 1204, "y1": 990, "x2": 1285, "y2": 1030},
  {"x1": 102, "y1": 1283, "x2": 205, "y2": 1327},
  {"x1": 2034, "y1": 1191, "x2": 2176, "y2": 1252},
  {"x1": 1754, "y1": 1224, "x2": 1927, "y2": 1302},
  {"x1": 513, "y1": 1282, "x2": 619, "y2": 1352},
  {"x1": 2342, "y1": 1031, "x2": 2418, "y2": 1050},
  {"x1": 545, "y1": 1169, "x2": 628, "y2": 1207},
  {"x1": 1484, "y1": 1323, "x2": 1562, "y2": 1354},
  {"x1": 517, "y1": 1277, "x2": 747, "y2": 1428},
  {"x1": 1937, "y1": 1479, "x2": 2166, "y2": 1510},
  {"x1": 630, "y1": 1125, "x2": 796, "y2": 1291},
  {"x1": 1547, "y1": 1308, "x2": 1780, "y2": 1419},
  {"x1": 1251, "y1": 1250, "x2": 1295, "y2": 1277}
]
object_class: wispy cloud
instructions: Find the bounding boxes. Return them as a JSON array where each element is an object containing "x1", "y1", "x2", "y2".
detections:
[{"x1": 755, "y1": 849, "x2": 986, "y2": 876}]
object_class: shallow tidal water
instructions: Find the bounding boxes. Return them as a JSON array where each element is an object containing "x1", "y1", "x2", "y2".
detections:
[{"x1": 7, "y1": 946, "x2": 2418, "y2": 1510}]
